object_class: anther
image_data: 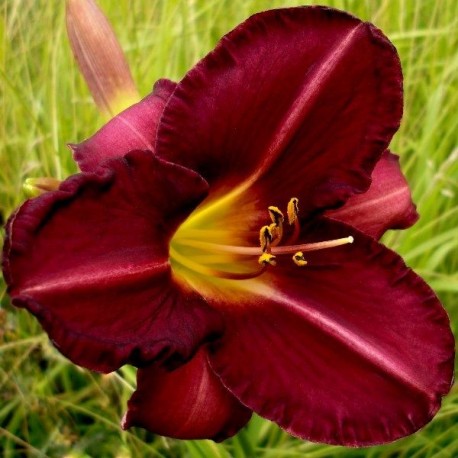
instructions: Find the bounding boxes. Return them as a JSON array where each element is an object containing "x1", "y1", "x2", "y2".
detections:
[
  {"x1": 286, "y1": 197, "x2": 300, "y2": 243},
  {"x1": 287, "y1": 198, "x2": 299, "y2": 225},
  {"x1": 258, "y1": 252, "x2": 277, "y2": 266},
  {"x1": 268, "y1": 206, "x2": 284, "y2": 226},
  {"x1": 269, "y1": 223, "x2": 280, "y2": 239},
  {"x1": 259, "y1": 225, "x2": 273, "y2": 253},
  {"x1": 293, "y1": 251, "x2": 307, "y2": 267},
  {"x1": 268, "y1": 206, "x2": 284, "y2": 247}
]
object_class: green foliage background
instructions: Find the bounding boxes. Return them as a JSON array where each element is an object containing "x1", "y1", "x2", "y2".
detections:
[{"x1": 1, "y1": 0, "x2": 457, "y2": 456}]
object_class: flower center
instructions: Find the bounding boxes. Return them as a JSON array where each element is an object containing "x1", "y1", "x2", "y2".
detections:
[{"x1": 170, "y1": 197, "x2": 353, "y2": 282}]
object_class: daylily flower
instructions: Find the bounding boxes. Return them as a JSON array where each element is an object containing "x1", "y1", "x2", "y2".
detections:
[{"x1": 2, "y1": 6, "x2": 454, "y2": 447}]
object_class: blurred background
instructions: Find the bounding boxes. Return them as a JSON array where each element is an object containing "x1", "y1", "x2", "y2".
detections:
[{"x1": 1, "y1": 0, "x2": 457, "y2": 456}]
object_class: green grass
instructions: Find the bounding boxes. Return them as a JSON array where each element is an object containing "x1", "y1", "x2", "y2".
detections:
[{"x1": 1, "y1": 0, "x2": 458, "y2": 456}]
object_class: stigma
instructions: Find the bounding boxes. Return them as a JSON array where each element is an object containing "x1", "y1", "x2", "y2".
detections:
[{"x1": 171, "y1": 197, "x2": 354, "y2": 280}]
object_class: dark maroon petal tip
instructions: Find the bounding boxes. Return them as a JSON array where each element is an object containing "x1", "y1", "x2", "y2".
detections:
[
  {"x1": 156, "y1": 6, "x2": 402, "y2": 216},
  {"x1": 73, "y1": 78, "x2": 177, "y2": 173},
  {"x1": 326, "y1": 151, "x2": 419, "y2": 239},
  {"x1": 208, "y1": 218, "x2": 454, "y2": 446},
  {"x1": 2, "y1": 150, "x2": 224, "y2": 373},
  {"x1": 123, "y1": 348, "x2": 252, "y2": 441},
  {"x1": 152, "y1": 78, "x2": 177, "y2": 100}
]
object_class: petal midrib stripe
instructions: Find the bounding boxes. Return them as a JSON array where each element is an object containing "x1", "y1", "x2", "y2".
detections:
[
  {"x1": 189, "y1": 23, "x2": 367, "y2": 219},
  {"x1": 18, "y1": 260, "x2": 169, "y2": 295},
  {"x1": 244, "y1": 282, "x2": 432, "y2": 398},
  {"x1": 253, "y1": 22, "x2": 366, "y2": 181}
]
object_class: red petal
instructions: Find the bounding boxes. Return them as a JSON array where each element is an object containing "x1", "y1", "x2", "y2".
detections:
[
  {"x1": 71, "y1": 79, "x2": 176, "y2": 172},
  {"x1": 156, "y1": 6, "x2": 402, "y2": 215},
  {"x1": 325, "y1": 151, "x2": 419, "y2": 239},
  {"x1": 3, "y1": 151, "x2": 223, "y2": 373},
  {"x1": 208, "y1": 219, "x2": 453, "y2": 446},
  {"x1": 123, "y1": 347, "x2": 252, "y2": 441}
]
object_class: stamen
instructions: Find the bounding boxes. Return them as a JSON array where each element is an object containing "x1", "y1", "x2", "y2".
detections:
[
  {"x1": 259, "y1": 225, "x2": 273, "y2": 253},
  {"x1": 287, "y1": 198, "x2": 299, "y2": 225},
  {"x1": 293, "y1": 252, "x2": 307, "y2": 267},
  {"x1": 268, "y1": 206, "x2": 284, "y2": 226},
  {"x1": 268, "y1": 206, "x2": 284, "y2": 247},
  {"x1": 258, "y1": 252, "x2": 277, "y2": 266},
  {"x1": 269, "y1": 223, "x2": 279, "y2": 239},
  {"x1": 173, "y1": 195, "x2": 353, "y2": 275},
  {"x1": 270, "y1": 222, "x2": 284, "y2": 247},
  {"x1": 170, "y1": 247, "x2": 266, "y2": 280},
  {"x1": 287, "y1": 197, "x2": 300, "y2": 244}
]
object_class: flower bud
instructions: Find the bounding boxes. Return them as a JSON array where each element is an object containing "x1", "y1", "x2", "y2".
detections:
[
  {"x1": 66, "y1": 0, "x2": 140, "y2": 116},
  {"x1": 24, "y1": 177, "x2": 61, "y2": 197}
]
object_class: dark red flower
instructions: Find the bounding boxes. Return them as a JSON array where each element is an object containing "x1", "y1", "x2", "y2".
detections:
[{"x1": 2, "y1": 6, "x2": 454, "y2": 446}]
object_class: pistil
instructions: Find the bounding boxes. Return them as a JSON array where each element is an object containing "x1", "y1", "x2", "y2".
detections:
[{"x1": 175, "y1": 236, "x2": 354, "y2": 256}]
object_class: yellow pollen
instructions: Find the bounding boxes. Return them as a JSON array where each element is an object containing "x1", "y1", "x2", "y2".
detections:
[
  {"x1": 287, "y1": 197, "x2": 299, "y2": 225},
  {"x1": 259, "y1": 225, "x2": 273, "y2": 252},
  {"x1": 268, "y1": 206, "x2": 284, "y2": 247},
  {"x1": 268, "y1": 206, "x2": 284, "y2": 226},
  {"x1": 293, "y1": 251, "x2": 308, "y2": 267},
  {"x1": 269, "y1": 223, "x2": 279, "y2": 239},
  {"x1": 258, "y1": 252, "x2": 277, "y2": 266}
]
